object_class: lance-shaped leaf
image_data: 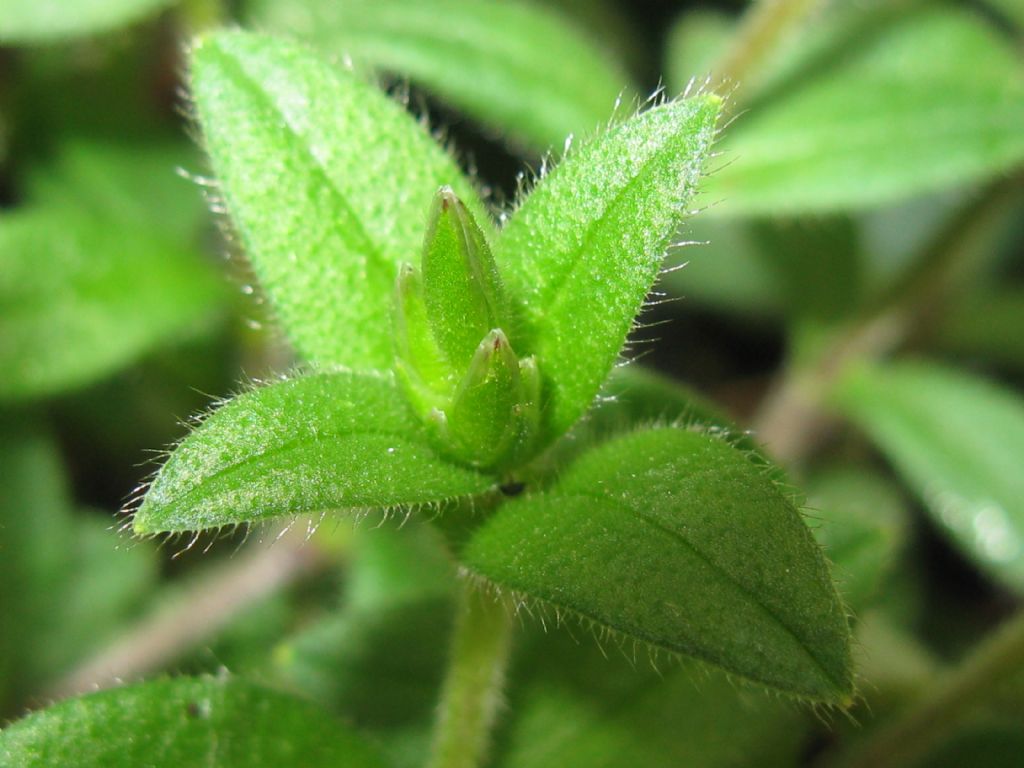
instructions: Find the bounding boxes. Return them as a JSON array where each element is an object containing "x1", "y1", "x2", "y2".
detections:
[
  {"x1": 496, "y1": 94, "x2": 721, "y2": 443},
  {"x1": 704, "y1": 8, "x2": 1024, "y2": 215},
  {"x1": 835, "y1": 361, "x2": 1024, "y2": 592},
  {"x1": 133, "y1": 371, "x2": 495, "y2": 534},
  {"x1": 245, "y1": 0, "x2": 635, "y2": 152},
  {"x1": 462, "y1": 427, "x2": 853, "y2": 702},
  {"x1": 0, "y1": 676, "x2": 388, "y2": 767},
  {"x1": 190, "y1": 31, "x2": 491, "y2": 372},
  {"x1": 0, "y1": 0, "x2": 172, "y2": 43}
]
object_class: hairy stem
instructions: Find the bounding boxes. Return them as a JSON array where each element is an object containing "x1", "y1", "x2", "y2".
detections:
[
  {"x1": 427, "y1": 581, "x2": 514, "y2": 768},
  {"x1": 835, "y1": 610, "x2": 1024, "y2": 768},
  {"x1": 44, "y1": 525, "x2": 327, "y2": 701},
  {"x1": 711, "y1": 0, "x2": 823, "y2": 96}
]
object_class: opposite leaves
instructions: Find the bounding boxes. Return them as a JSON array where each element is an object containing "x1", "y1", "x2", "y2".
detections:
[
  {"x1": 462, "y1": 426, "x2": 853, "y2": 702},
  {"x1": 133, "y1": 371, "x2": 494, "y2": 534}
]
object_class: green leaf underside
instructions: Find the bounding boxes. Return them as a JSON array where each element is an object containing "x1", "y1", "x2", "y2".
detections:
[
  {"x1": 245, "y1": 0, "x2": 635, "y2": 152},
  {"x1": 134, "y1": 371, "x2": 494, "y2": 534},
  {"x1": 496, "y1": 94, "x2": 721, "y2": 443},
  {"x1": 0, "y1": 676, "x2": 387, "y2": 767},
  {"x1": 190, "y1": 31, "x2": 491, "y2": 372},
  {"x1": 836, "y1": 361, "x2": 1024, "y2": 592},
  {"x1": 463, "y1": 427, "x2": 853, "y2": 701},
  {"x1": 0, "y1": 207, "x2": 224, "y2": 401},
  {"x1": 705, "y1": 8, "x2": 1024, "y2": 215},
  {"x1": 0, "y1": 0, "x2": 172, "y2": 43}
]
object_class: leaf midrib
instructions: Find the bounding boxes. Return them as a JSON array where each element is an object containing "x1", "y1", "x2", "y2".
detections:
[{"x1": 563, "y1": 488, "x2": 845, "y2": 695}]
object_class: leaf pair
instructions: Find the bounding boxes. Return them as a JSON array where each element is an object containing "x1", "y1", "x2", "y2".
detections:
[{"x1": 135, "y1": 31, "x2": 855, "y2": 703}]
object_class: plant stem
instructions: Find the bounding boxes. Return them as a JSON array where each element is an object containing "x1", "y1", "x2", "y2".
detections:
[
  {"x1": 44, "y1": 525, "x2": 327, "y2": 701},
  {"x1": 834, "y1": 610, "x2": 1024, "y2": 768},
  {"x1": 427, "y1": 581, "x2": 514, "y2": 768},
  {"x1": 711, "y1": 0, "x2": 823, "y2": 96}
]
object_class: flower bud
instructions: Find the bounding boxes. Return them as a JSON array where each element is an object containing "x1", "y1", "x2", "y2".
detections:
[{"x1": 393, "y1": 188, "x2": 539, "y2": 470}]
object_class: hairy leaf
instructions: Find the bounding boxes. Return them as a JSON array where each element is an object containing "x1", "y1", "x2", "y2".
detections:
[
  {"x1": 705, "y1": 8, "x2": 1024, "y2": 214},
  {"x1": 134, "y1": 371, "x2": 495, "y2": 534},
  {"x1": 0, "y1": 0, "x2": 172, "y2": 43},
  {"x1": 496, "y1": 95, "x2": 720, "y2": 443},
  {"x1": 462, "y1": 426, "x2": 853, "y2": 701},
  {"x1": 190, "y1": 31, "x2": 490, "y2": 371},
  {"x1": 836, "y1": 361, "x2": 1024, "y2": 592},
  {"x1": 0, "y1": 676, "x2": 387, "y2": 767},
  {"x1": 245, "y1": 0, "x2": 634, "y2": 152},
  {"x1": 0, "y1": 207, "x2": 224, "y2": 401}
]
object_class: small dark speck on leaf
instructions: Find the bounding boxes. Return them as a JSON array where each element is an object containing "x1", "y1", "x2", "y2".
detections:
[{"x1": 500, "y1": 481, "x2": 526, "y2": 497}]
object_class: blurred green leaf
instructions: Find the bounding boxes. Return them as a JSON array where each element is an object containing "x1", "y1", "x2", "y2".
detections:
[
  {"x1": 277, "y1": 523, "x2": 454, "y2": 727},
  {"x1": 26, "y1": 138, "x2": 209, "y2": 243},
  {"x1": 0, "y1": 0, "x2": 173, "y2": 44},
  {"x1": 705, "y1": 8, "x2": 1024, "y2": 215},
  {"x1": 807, "y1": 469, "x2": 908, "y2": 612},
  {"x1": 836, "y1": 361, "x2": 1024, "y2": 591},
  {"x1": 0, "y1": 206, "x2": 224, "y2": 401},
  {"x1": 463, "y1": 426, "x2": 853, "y2": 702},
  {"x1": 936, "y1": 289, "x2": 1024, "y2": 374},
  {"x1": 134, "y1": 371, "x2": 495, "y2": 534},
  {"x1": 495, "y1": 628, "x2": 806, "y2": 768},
  {"x1": 0, "y1": 675, "x2": 388, "y2": 767},
  {"x1": 245, "y1": 0, "x2": 635, "y2": 152},
  {"x1": 665, "y1": 9, "x2": 734, "y2": 95},
  {"x1": 917, "y1": 726, "x2": 1024, "y2": 768},
  {"x1": 0, "y1": 426, "x2": 72, "y2": 707},
  {"x1": 496, "y1": 95, "x2": 720, "y2": 444},
  {"x1": 190, "y1": 30, "x2": 490, "y2": 372}
]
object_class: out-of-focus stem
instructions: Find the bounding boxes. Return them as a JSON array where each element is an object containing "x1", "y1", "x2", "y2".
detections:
[{"x1": 427, "y1": 581, "x2": 514, "y2": 768}]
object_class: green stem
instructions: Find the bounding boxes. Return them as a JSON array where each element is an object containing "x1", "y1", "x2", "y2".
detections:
[
  {"x1": 711, "y1": 0, "x2": 823, "y2": 97},
  {"x1": 834, "y1": 610, "x2": 1024, "y2": 768},
  {"x1": 427, "y1": 581, "x2": 514, "y2": 768}
]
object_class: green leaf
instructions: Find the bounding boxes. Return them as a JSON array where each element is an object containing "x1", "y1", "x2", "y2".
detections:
[
  {"x1": 937, "y1": 289, "x2": 1024, "y2": 374},
  {"x1": 835, "y1": 361, "x2": 1024, "y2": 592},
  {"x1": 0, "y1": 675, "x2": 388, "y2": 767},
  {"x1": 495, "y1": 628, "x2": 806, "y2": 768},
  {"x1": 276, "y1": 523, "x2": 454, "y2": 728},
  {"x1": 0, "y1": 0, "x2": 172, "y2": 43},
  {"x1": 0, "y1": 426, "x2": 73, "y2": 706},
  {"x1": 0, "y1": 206, "x2": 224, "y2": 401},
  {"x1": 26, "y1": 138, "x2": 209, "y2": 243},
  {"x1": 134, "y1": 371, "x2": 495, "y2": 534},
  {"x1": 806, "y1": 469, "x2": 908, "y2": 612},
  {"x1": 190, "y1": 30, "x2": 490, "y2": 372},
  {"x1": 496, "y1": 94, "x2": 721, "y2": 443},
  {"x1": 462, "y1": 426, "x2": 853, "y2": 701},
  {"x1": 704, "y1": 8, "x2": 1024, "y2": 215},
  {"x1": 665, "y1": 9, "x2": 734, "y2": 95},
  {"x1": 244, "y1": 0, "x2": 635, "y2": 152}
]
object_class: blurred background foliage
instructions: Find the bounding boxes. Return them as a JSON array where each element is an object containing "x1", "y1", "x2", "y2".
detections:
[{"x1": 1, "y1": 0, "x2": 1024, "y2": 766}]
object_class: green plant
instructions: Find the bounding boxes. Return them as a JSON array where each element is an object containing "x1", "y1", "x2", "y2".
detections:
[{"x1": 3, "y1": 1, "x2": 1024, "y2": 767}]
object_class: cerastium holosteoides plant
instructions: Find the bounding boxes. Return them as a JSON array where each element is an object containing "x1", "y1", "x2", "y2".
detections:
[{"x1": 115, "y1": 30, "x2": 855, "y2": 765}]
